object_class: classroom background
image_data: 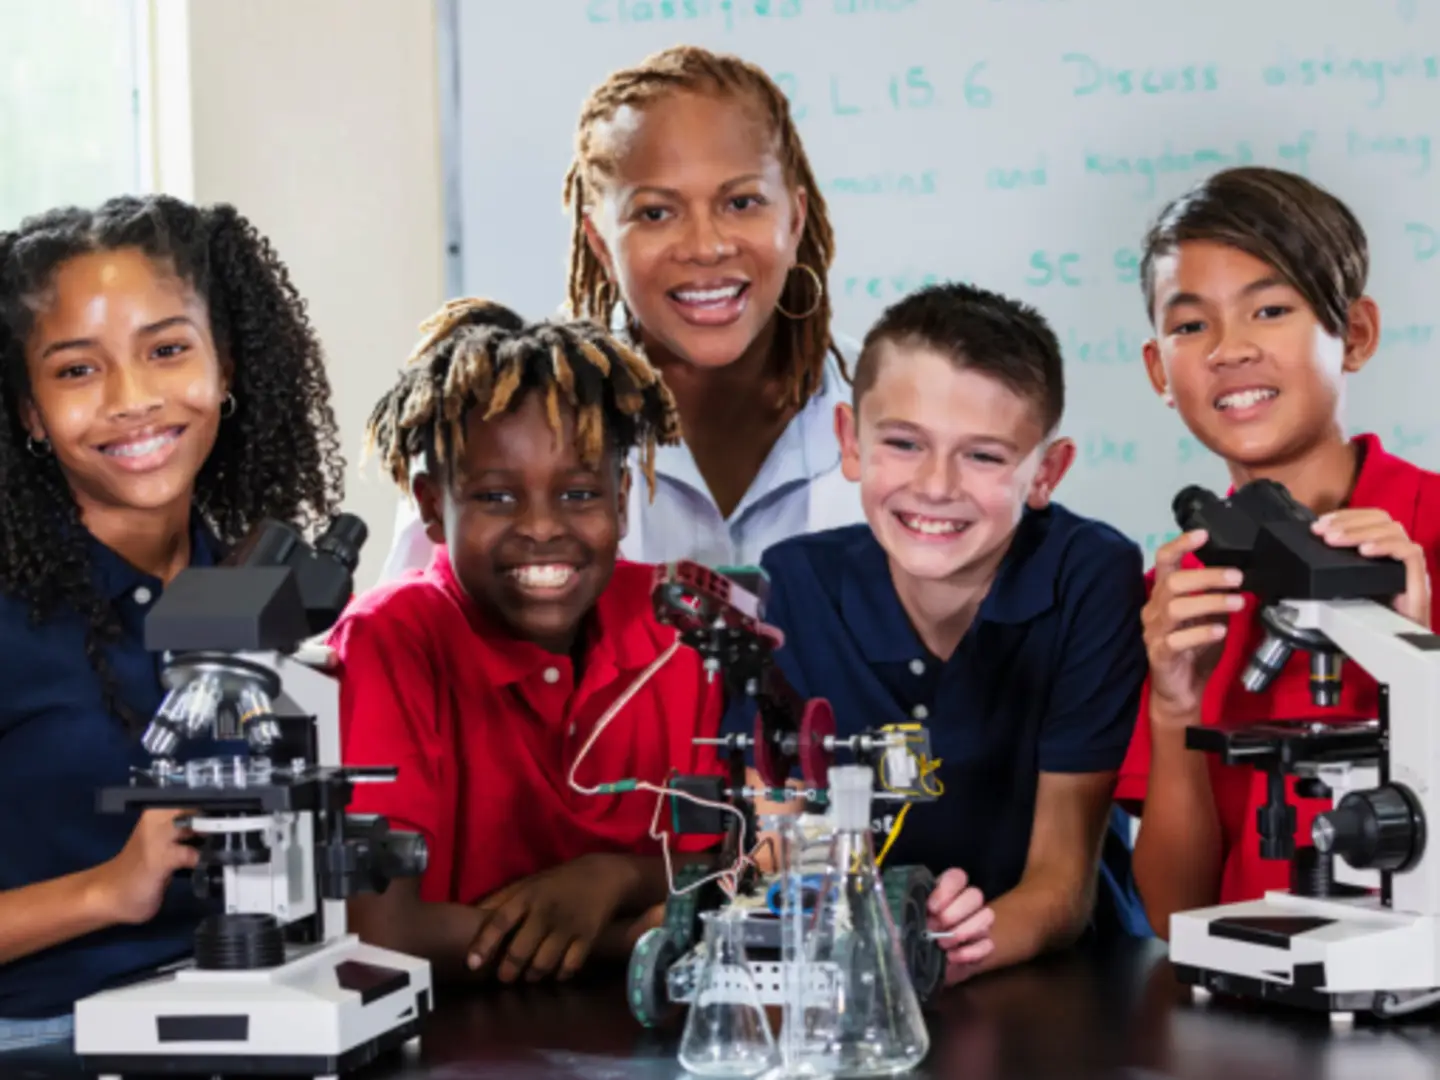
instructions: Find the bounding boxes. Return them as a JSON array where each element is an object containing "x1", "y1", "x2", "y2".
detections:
[{"x1": 7, "y1": 0, "x2": 1437, "y2": 589}]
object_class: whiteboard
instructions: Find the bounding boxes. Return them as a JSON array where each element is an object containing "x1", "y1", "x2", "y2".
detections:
[{"x1": 445, "y1": 0, "x2": 1440, "y2": 562}]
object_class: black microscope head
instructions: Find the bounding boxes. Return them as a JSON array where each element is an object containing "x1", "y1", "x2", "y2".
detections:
[
  {"x1": 1171, "y1": 479, "x2": 1405, "y2": 604},
  {"x1": 144, "y1": 513, "x2": 368, "y2": 656}
]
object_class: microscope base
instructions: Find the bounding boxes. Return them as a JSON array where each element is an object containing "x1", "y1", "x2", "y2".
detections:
[
  {"x1": 1171, "y1": 893, "x2": 1440, "y2": 1019},
  {"x1": 73, "y1": 934, "x2": 432, "y2": 1078}
]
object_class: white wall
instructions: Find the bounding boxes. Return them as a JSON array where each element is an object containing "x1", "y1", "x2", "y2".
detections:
[{"x1": 156, "y1": 0, "x2": 445, "y2": 589}]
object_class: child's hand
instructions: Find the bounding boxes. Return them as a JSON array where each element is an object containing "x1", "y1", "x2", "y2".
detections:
[
  {"x1": 925, "y1": 867, "x2": 994, "y2": 986},
  {"x1": 466, "y1": 854, "x2": 638, "y2": 983},
  {"x1": 1143, "y1": 530, "x2": 1244, "y2": 721},
  {"x1": 1312, "y1": 509, "x2": 1430, "y2": 627},
  {"x1": 95, "y1": 809, "x2": 200, "y2": 925}
]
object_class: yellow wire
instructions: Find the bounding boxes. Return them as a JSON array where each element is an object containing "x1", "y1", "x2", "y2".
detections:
[
  {"x1": 871, "y1": 724, "x2": 945, "y2": 867},
  {"x1": 875, "y1": 803, "x2": 910, "y2": 867}
]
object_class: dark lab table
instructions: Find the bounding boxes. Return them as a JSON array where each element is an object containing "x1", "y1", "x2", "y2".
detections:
[{"x1": 14, "y1": 938, "x2": 1440, "y2": 1080}]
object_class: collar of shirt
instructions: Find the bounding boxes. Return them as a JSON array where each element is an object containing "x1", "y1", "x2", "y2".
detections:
[
  {"x1": 86, "y1": 514, "x2": 224, "y2": 607},
  {"x1": 422, "y1": 546, "x2": 663, "y2": 687},
  {"x1": 1219, "y1": 433, "x2": 1407, "y2": 508},
  {"x1": 838, "y1": 508, "x2": 1063, "y2": 664},
  {"x1": 646, "y1": 343, "x2": 854, "y2": 519},
  {"x1": 1345, "y1": 432, "x2": 1417, "y2": 511}
]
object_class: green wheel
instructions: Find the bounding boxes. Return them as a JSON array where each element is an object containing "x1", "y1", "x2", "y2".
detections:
[
  {"x1": 628, "y1": 926, "x2": 681, "y2": 1028},
  {"x1": 884, "y1": 864, "x2": 945, "y2": 1005},
  {"x1": 663, "y1": 861, "x2": 721, "y2": 953}
]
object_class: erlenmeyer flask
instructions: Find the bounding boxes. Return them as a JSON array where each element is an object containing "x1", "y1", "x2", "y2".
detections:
[
  {"x1": 679, "y1": 908, "x2": 779, "y2": 1077},
  {"x1": 806, "y1": 766, "x2": 929, "y2": 1077},
  {"x1": 759, "y1": 813, "x2": 834, "y2": 1080}
]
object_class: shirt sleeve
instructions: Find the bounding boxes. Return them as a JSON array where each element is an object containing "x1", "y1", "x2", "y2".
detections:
[
  {"x1": 1038, "y1": 534, "x2": 1148, "y2": 773},
  {"x1": 330, "y1": 601, "x2": 454, "y2": 897},
  {"x1": 376, "y1": 497, "x2": 437, "y2": 585}
]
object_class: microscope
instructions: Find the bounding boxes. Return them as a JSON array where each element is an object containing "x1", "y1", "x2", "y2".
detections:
[
  {"x1": 73, "y1": 515, "x2": 434, "y2": 1079},
  {"x1": 1165, "y1": 479, "x2": 1440, "y2": 1020},
  {"x1": 626, "y1": 561, "x2": 946, "y2": 1027}
]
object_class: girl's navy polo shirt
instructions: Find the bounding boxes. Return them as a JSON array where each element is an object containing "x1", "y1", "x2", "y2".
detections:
[{"x1": 0, "y1": 525, "x2": 225, "y2": 1019}]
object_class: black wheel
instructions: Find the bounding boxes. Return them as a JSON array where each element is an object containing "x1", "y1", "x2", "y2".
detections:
[
  {"x1": 628, "y1": 926, "x2": 681, "y2": 1028},
  {"x1": 884, "y1": 864, "x2": 945, "y2": 1005}
]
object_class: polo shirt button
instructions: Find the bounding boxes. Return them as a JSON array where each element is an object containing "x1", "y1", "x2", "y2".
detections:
[
  {"x1": 543, "y1": 667, "x2": 560, "y2": 684},
  {"x1": 909, "y1": 659, "x2": 925, "y2": 675},
  {"x1": 912, "y1": 704, "x2": 929, "y2": 720},
  {"x1": 133, "y1": 586, "x2": 153, "y2": 605},
  {"x1": 568, "y1": 723, "x2": 577, "y2": 736}
]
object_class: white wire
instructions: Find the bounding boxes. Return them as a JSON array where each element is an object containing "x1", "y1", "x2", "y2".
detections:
[{"x1": 566, "y1": 633, "x2": 756, "y2": 897}]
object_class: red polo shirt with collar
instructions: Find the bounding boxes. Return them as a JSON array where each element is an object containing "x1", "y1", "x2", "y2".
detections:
[
  {"x1": 331, "y1": 548, "x2": 725, "y2": 905},
  {"x1": 1116, "y1": 433, "x2": 1440, "y2": 904}
]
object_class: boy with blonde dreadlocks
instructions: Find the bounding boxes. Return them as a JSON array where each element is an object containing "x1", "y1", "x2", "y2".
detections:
[
  {"x1": 379, "y1": 43, "x2": 865, "y2": 582},
  {"x1": 333, "y1": 299, "x2": 724, "y2": 987}
]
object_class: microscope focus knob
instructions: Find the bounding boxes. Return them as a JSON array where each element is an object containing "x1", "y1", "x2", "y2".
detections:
[{"x1": 1312, "y1": 783, "x2": 1425, "y2": 873}]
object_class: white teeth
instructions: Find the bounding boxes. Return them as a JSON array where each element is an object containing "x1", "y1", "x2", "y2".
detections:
[
  {"x1": 104, "y1": 432, "x2": 177, "y2": 458},
  {"x1": 673, "y1": 285, "x2": 743, "y2": 305},
  {"x1": 900, "y1": 514, "x2": 966, "y2": 536},
  {"x1": 510, "y1": 564, "x2": 575, "y2": 588},
  {"x1": 1216, "y1": 388, "x2": 1278, "y2": 411}
]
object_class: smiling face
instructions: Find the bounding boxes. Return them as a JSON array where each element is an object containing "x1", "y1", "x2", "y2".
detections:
[
  {"x1": 415, "y1": 392, "x2": 627, "y2": 655},
  {"x1": 21, "y1": 247, "x2": 227, "y2": 522},
  {"x1": 581, "y1": 89, "x2": 806, "y2": 370},
  {"x1": 1142, "y1": 240, "x2": 1379, "y2": 470},
  {"x1": 838, "y1": 343, "x2": 1074, "y2": 588}
]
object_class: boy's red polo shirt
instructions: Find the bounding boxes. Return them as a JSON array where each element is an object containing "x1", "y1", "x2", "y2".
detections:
[
  {"x1": 331, "y1": 548, "x2": 724, "y2": 905},
  {"x1": 1116, "y1": 434, "x2": 1440, "y2": 905}
]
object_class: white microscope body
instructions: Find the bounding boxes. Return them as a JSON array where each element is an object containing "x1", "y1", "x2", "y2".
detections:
[
  {"x1": 1171, "y1": 597, "x2": 1440, "y2": 1018},
  {"x1": 72, "y1": 516, "x2": 433, "y2": 1079},
  {"x1": 1166, "y1": 482, "x2": 1440, "y2": 1019}
]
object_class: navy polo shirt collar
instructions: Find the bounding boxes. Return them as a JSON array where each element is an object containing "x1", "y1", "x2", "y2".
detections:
[
  {"x1": 839, "y1": 508, "x2": 1062, "y2": 663},
  {"x1": 87, "y1": 514, "x2": 225, "y2": 602}
]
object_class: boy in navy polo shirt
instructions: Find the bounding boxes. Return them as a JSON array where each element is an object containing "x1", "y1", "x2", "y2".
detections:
[
  {"x1": 335, "y1": 299, "x2": 724, "y2": 987},
  {"x1": 730, "y1": 282, "x2": 1148, "y2": 987}
]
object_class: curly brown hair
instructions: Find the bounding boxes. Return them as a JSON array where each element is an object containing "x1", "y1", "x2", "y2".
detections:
[{"x1": 0, "y1": 194, "x2": 345, "y2": 726}]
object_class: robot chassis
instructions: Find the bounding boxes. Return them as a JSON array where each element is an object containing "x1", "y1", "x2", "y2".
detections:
[{"x1": 626, "y1": 561, "x2": 946, "y2": 1027}]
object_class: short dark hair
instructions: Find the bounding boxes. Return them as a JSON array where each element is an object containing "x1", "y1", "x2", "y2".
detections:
[
  {"x1": 366, "y1": 298, "x2": 681, "y2": 496},
  {"x1": 1139, "y1": 166, "x2": 1369, "y2": 337},
  {"x1": 852, "y1": 281, "x2": 1064, "y2": 433}
]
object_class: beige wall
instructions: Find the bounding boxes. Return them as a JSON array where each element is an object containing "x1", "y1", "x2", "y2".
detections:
[{"x1": 161, "y1": 0, "x2": 445, "y2": 589}]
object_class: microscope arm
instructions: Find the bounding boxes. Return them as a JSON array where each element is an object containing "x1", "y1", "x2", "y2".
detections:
[{"x1": 1285, "y1": 599, "x2": 1440, "y2": 680}]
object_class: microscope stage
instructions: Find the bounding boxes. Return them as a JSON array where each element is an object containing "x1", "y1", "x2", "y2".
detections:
[
  {"x1": 1171, "y1": 893, "x2": 1440, "y2": 1016},
  {"x1": 74, "y1": 935, "x2": 432, "y2": 1078}
]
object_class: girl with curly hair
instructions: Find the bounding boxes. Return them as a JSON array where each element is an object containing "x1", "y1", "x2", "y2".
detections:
[{"x1": 0, "y1": 194, "x2": 343, "y2": 1050}]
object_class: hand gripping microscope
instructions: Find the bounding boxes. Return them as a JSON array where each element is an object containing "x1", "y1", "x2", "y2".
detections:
[
  {"x1": 1165, "y1": 479, "x2": 1440, "y2": 1019},
  {"x1": 73, "y1": 515, "x2": 434, "y2": 1079},
  {"x1": 626, "y1": 561, "x2": 946, "y2": 1028}
]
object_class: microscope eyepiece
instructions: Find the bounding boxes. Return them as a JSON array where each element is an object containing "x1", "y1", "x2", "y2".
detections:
[
  {"x1": 1172, "y1": 485, "x2": 1220, "y2": 532},
  {"x1": 315, "y1": 514, "x2": 367, "y2": 572}
]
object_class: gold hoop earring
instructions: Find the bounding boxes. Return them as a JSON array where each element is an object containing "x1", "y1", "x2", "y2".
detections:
[{"x1": 776, "y1": 263, "x2": 823, "y2": 320}]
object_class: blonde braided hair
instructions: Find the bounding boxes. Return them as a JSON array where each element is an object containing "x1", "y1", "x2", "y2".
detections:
[{"x1": 365, "y1": 298, "x2": 680, "y2": 498}]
